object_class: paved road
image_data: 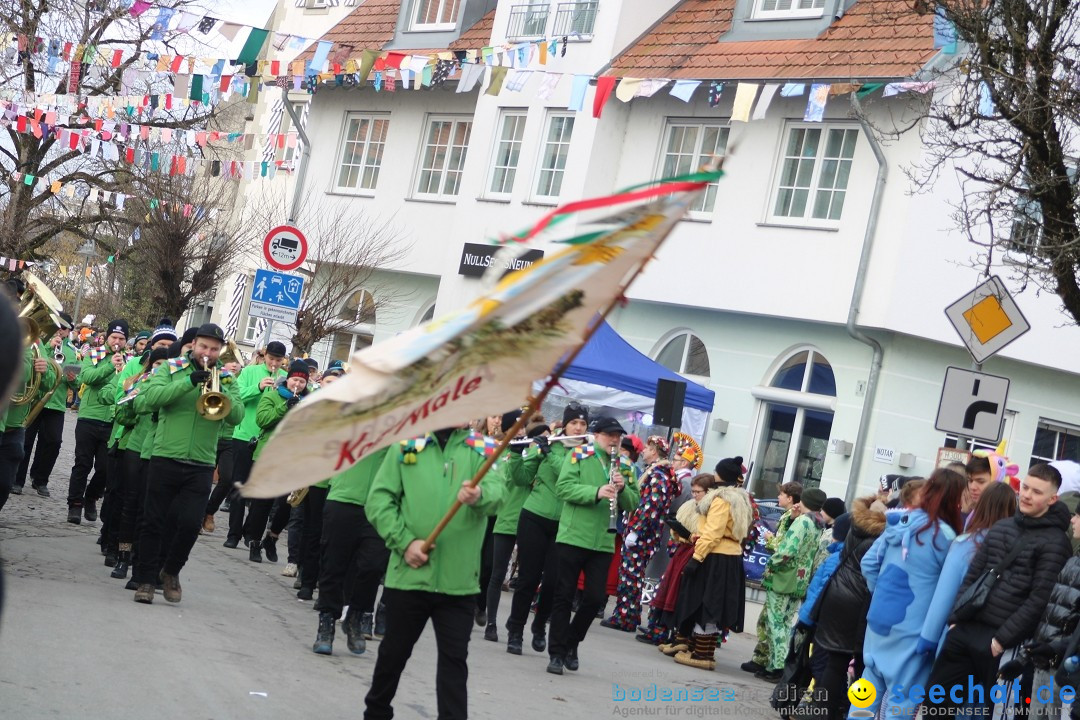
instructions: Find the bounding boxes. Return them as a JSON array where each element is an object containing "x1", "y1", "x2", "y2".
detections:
[{"x1": 0, "y1": 412, "x2": 779, "y2": 719}]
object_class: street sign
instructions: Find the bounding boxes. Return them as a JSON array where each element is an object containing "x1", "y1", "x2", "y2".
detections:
[
  {"x1": 262, "y1": 224, "x2": 308, "y2": 271},
  {"x1": 934, "y1": 366, "x2": 1010, "y2": 443},
  {"x1": 944, "y1": 276, "x2": 1030, "y2": 363},
  {"x1": 248, "y1": 269, "x2": 305, "y2": 324}
]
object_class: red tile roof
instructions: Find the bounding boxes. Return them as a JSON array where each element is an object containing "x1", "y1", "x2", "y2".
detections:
[{"x1": 607, "y1": 0, "x2": 937, "y2": 81}]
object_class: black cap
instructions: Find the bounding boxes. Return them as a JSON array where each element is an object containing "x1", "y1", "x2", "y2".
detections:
[
  {"x1": 501, "y1": 410, "x2": 522, "y2": 434},
  {"x1": 195, "y1": 323, "x2": 225, "y2": 343},
  {"x1": 823, "y1": 497, "x2": 847, "y2": 520},
  {"x1": 590, "y1": 416, "x2": 626, "y2": 436},
  {"x1": 106, "y1": 319, "x2": 130, "y2": 339},
  {"x1": 178, "y1": 327, "x2": 198, "y2": 347},
  {"x1": 563, "y1": 402, "x2": 589, "y2": 426},
  {"x1": 266, "y1": 341, "x2": 287, "y2": 358},
  {"x1": 58, "y1": 311, "x2": 74, "y2": 328},
  {"x1": 304, "y1": 358, "x2": 319, "y2": 371}
]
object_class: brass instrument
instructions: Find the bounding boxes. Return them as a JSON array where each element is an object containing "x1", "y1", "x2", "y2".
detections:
[
  {"x1": 195, "y1": 356, "x2": 232, "y2": 421},
  {"x1": 286, "y1": 487, "x2": 310, "y2": 508},
  {"x1": 219, "y1": 339, "x2": 246, "y2": 369},
  {"x1": 608, "y1": 444, "x2": 620, "y2": 534},
  {"x1": 12, "y1": 274, "x2": 67, "y2": 406}
]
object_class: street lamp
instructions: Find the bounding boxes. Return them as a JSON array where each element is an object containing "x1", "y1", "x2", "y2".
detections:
[{"x1": 72, "y1": 239, "x2": 99, "y2": 322}]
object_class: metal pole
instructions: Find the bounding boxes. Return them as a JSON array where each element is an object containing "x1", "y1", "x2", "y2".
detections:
[
  {"x1": 955, "y1": 360, "x2": 984, "y2": 452},
  {"x1": 281, "y1": 86, "x2": 312, "y2": 225},
  {"x1": 72, "y1": 253, "x2": 90, "y2": 322}
]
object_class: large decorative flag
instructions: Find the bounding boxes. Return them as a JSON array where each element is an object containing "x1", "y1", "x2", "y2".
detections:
[{"x1": 242, "y1": 169, "x2": 723, "y2": 498}]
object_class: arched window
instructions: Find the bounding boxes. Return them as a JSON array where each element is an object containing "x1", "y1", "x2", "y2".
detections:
[
  {"x1": 750, "y1": 347, "x2": 836, "y2": 496},
  {"x1": 331, "y1": 289, "x2": 376, "y2": 362},
  {"x1": 339, "y1": 289, "x2": 376, "y2": 326},
  {"x1": 654, "y1": 331, "x2": 710, "y2": 378},
  {"x1": 414, "y1": 300, "x2": 436, "y2": 327}
]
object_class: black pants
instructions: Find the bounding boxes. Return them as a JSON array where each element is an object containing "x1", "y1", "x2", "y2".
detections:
[
  {"x1": 548, "y1": 542, "x2": 611, "y2": 659},
  {"x1": 16, "y1": 407, "x2": 64, "y2": 488},
  {"x1": 100, "y1": 446, "x2": 125, "y2": 549},
  {"x1": 118, "y1": 451, "x2": 148, "y2": 546},
  {"x1": 226, "y1": 438, "x2": 256, "y2": 543},
  {"x1": 364, "y1": 588, "x2": 473, "y2": 720},
  {"x1": 67, "y1": 418, "x2": 111, "y2": 507},
  {"x1": 817, "y1": 649, "x2": 863, "y2": 720},
  {"x1": 298, "y1": 486, "x2": 328, "y2": 590},
  {"x1": 506, "y1": 509, "x2": 559, "y2": 635},
  {"x1": 315, "y1": 500, "x2": 389, "y2": 618},
  {"x1": 244, "y1": 495, "x2": 290, "y2": 543},
  {"x1": 476, "y1": 516, "x2": 496, "y2": 613},
  {"x1": 927, "y1": 621, "x2": 1001, "y2": 716},
  {"x1": 484, "y1": 533, "x2": 516, "y2": 628},
  {"x1": 204, "y1": 439, "x2": 235, "y2": 516},
  {"x1": 133, "y1": 458, "x2": 213, "y2": 584},
  {"x1": 0, "y1": 428, "x2": 26, "y2": 513},
  {"x1": 287, "y1": 503, "x2": 302, "y2": 564}
]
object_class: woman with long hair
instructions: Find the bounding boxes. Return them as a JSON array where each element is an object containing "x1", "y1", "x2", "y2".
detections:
[{"x1": 857, "y1": 467, "x2": 966, "y2": 719}]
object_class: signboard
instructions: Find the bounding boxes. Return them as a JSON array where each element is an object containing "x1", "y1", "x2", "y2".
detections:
[
  {"x1": 944, "y1": 276, "x2": 1030, "y2": 363},
  {"x1": 263, "y1": 224, "x2": 308, "y2": 271},
  {"x1": 873, "y1": 446, "x2": 896, "y2": 464},
  {"x1": 934, "y1": 366, "x2": 1010, "y2": 443},
  {"x1": 936, "y1": 446, "x2": 971, "y2": 469},
  {"x1": 248, "y1": 268, "x2": 305, "y2": 324},
  {"x1": 458, "y1": 242, "x2": 544, "y2": 278}
]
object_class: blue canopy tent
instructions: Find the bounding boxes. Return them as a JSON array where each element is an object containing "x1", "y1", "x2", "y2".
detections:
[{"x1": 535, "y1": 321, "x2": 715, "y2": 440}]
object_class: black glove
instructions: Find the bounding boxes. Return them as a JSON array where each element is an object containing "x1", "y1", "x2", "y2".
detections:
[
  {"x1": 682, "y1": 558, "x2": 701, "y2": 577},
  {"x1": 794, "y1": 621, "x2": 812, "y2": 633},
  {"x1": 997, "y1": 658, "x2": 1025, "y2": 682},
  {"x1": 1027, "y1": 642, "x2": 1057, "y2": 661},
  {"x1": 189, "y1": 370, "x2": 211, "y2": 387},
  {"x1": 285, "y1": 394, "x2": 301, "y2": 408},
  {"x1": 534, "y1": 435, "x2": 550, "y2": 455}
]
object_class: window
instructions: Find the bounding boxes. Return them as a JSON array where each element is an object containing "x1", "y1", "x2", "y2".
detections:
[
  {"x1": 489, "y1": 110, "x2": 528, "y2": 196},
  {"x1": 276, "y1": 102, "x2": 305, "y2": 166},
  {"x1": 535, "y1": 113, "x2": 575, "y2": 200},
  {"x1": 335, "y1": 113, "x2": 389, "y2": 192},
  {"x1": 772, "y1": 125, "x2": 858, "y2": 223},
  {"x1": 416, "y1": 117, "x2": 472, "y2": 200},
  {"x1": 1030, "y1": 420, "x2": 1080, "y2": 465},
  {"x1": 189, "y1": 300, "x2": 213, "y2": 328},
  {"x1": 654, "y1": 331, "x2": 710, "y2": 378},
  {"x1": 660, "y1": 121, "x2": 729, "y2": 215},
  {"x1": 411, "y1": 0, "x2": 459, "y2": 29},
  {"x1": 754, "y1": 0, "x2": 824, "y2": 19},
  {"x1": 553, "y1": 1, "x2": 598, "y2": 37},
  {"x1": 507, "y1": 4, "x2": 550, "y2": 40},
  {"x1": 243, "y1": 315, "x2": 261, "y2": 343},
  {"x1": 330, "y1": 331, "x2": 373, "y2": 362},
  {"x1": 339, "y1": 289, "x2": 376, "y2": 326}
]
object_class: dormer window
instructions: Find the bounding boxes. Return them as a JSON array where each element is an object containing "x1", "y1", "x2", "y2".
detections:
[
  {"x1": 754, "y1": 0, "x2": 825, "y2": 20},
  {"x1": 411, "y1": 0, "x2": 460, "y2": 30}
]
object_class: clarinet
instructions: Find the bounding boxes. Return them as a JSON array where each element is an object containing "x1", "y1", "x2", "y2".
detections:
[{"x1": 608, "y1": 445, "x2": 620, "y2": 534}]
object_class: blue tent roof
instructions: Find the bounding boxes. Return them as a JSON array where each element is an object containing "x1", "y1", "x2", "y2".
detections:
[{"x1": 562, "y1": 321, "x2": 715, "y2": 412}]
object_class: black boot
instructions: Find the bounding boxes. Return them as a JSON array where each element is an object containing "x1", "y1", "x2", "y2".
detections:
[
  {"x1": 531, "y1": 621, "x2": 547, "y2": 652},
  {"x1": 313, "y1": 612, "x2": 335, "y2": 655},
  {"x1": 344, "y1": 611, "x2": 367, "y2": 655},
  {"x1": 506, "y1": 630, "x2": 523, "y2": 655},
  {"x1": 360, "y1": 612, "x2": 374, "y2": 640},
  {"x1": 565, "y1": 645, "x2": 579, "y2": 671},
  {"x1": 223, "y1": 536, "x2": 239, "y2": 549},
  {"x1": 297, "y1": 586, "x2": 314, "y2": 601},
  {"x1": 104, "y1": 547, "x2": 118, "y2": 567},
  {"x1": 262, "y1": 533, "x2": 278, "y2": 563},
  {"x1": 484, "y1": 623, "x2": 498, "y2": 642},
  {"x1": 111, "y1": 550, "x2": 131, "y2": 579},
  {"x1": 546, "y1": 655, "x2": 564, "y2": 675},
  {"x1": 249, "y1": 540, "x2": 262, "y2": 563},
  {"x1": 84, "y1": 498, "x2": 98, "y2": 522},
  {"x1": 67, "y1": 505, "x2": 82, "y2": 525},
  {"x1": 374, "y1": 600, "x2": 387, "y2": 638}
]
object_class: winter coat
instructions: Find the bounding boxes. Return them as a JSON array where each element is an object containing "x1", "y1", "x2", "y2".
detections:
[
  {"x1": 252, "y1": 384, "x2": 305, "y2": 461},
  {"x1": 75, "y1": 348, "x2": 118, "y2": 423},
  {"x1": 513, "y1": 438, "x2": 575, "y2": 521},
  {"x1": 366, "y1": 429, "x2": 505, "y2": 595},
  {"x1": 763, "y1": 511, "x2": 823, "y2": 598},
  {"x1": 951, "y1": 503, "x2": 1073, "y2": 649},
  {"x1": 2, "y1": 347, "x2": 35, "y2": 430},
  {"x1": 812, "y1": 496, "x2": 886, "y2": 654},
  {"x1": 625, "y1": 461, "x2": 674, "y2": 541},
  {"x1": 42, "y1": 341, "x2": 78, "y2": 413},
  {"x1": 555, "y1": 443, "x2": 639, "y2": 553},
  {"x1": 798, "y1": 541, "x2": 843, "y2": 626},
  {"x1": 233, "y1": 363, "x2": 284, "y2": 442},
  {"x1": 493, "y1": 448, "x2": 532, "y2": 535},
  {"x1": 326, "y1": 447, "x2": 389, "y2": 507},
  {"x1": 919, "y1": 530, "x2": 986, "y2": 654},
  {"x1": 692, "y1": 485, "x2": 754, "y2": 561}
]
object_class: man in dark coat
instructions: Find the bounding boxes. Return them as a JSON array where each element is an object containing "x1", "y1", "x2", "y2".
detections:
[{"x1": 929, "y1": 463, "x2": 1072, "y2": 717}]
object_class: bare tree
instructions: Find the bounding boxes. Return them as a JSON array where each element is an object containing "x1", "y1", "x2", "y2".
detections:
[
  {"x1": 881, "y1": 0, "x2": 1080, "y2": 324},
  {"x1": 240, "y1": 190, "x2": 414, "y2": 355}
]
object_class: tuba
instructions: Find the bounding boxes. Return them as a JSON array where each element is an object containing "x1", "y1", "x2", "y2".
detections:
[
  {"x1": 195, "y1": 356, "x2": 232, "y2": 421},
  {"x1": 12, "y1": 274, "x2": 67, "y2": 406},
  {"x1": 219, "y1": 339, "x2": 246, "y2": 369}
]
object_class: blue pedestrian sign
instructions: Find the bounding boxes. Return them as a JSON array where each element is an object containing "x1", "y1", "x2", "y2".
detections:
[{"x1": 248, "y1": 269, "x2": 305, "y2": 323}]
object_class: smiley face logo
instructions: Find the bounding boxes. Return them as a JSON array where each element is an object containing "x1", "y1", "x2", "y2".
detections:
[{"x1": 847, "y1": 678, "x2": 877, "y2": 709}]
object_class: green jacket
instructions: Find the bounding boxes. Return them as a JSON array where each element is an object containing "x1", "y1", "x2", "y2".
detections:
[
  {"x1": 555, "y1": 444, "x2": 639, "y2": 553},
  {"x1": 762, "y1": 512, "x2": 823, "y2": 598},
  {"x1": 43, "y1": 341, "x2": 78, "y2": 413},
  {"x1": 326, "y1": 447, "x2": 389, "y2": 506},
  {"x1": 134, "y1": 355, "x2": 243, "y2": 466},
  {"x1": 252, "y1": 387, "x2": 304, "y2": 460},
  {"x1": 366, "y1": 430, "x2": 506, "y2": 595},
  {"x1": 234, "y1": 363, "x2": 284, "y2": 442},
  {"x1": 518, "y1": 440, "x2": 576, "y2": 521},
  {"x1": 3, "y1": 348, "x2": 36, "y2": 430},
  {"x1": 76, "y1": 348, "x2": 120, "y2": 423},
  {"x1": 493, "y1": 448, "x2": 534, "y2": 535}
]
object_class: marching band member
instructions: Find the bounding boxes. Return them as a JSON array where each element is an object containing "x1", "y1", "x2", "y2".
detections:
[
  {"x1": 66, "y1": 319, "x2": 128, "y2": 525},
  {"x1": 546, "y1": 416, "x2": 639, "y2": 675},
  {"x1": 203, "y1": 342, "x2": 243, "y2": 536},
  {"x1": 131, "y1": 324, "x2": 243, "y2": 604},
  {"x1": 223, "y1": 341, "x2": 287, "y2": 549},
  {"x1": 14, "y1": 320, "x2": 77, "y2": 497},
  {"x1": 0, "y1": 332, "x2": 50, "y2": 513},
  {"x1": 505, "y1": 402, "x2": 589, "y2": 656},
  {"x1": 363, "y1": 426, "x2": 506, "y2": 720}
]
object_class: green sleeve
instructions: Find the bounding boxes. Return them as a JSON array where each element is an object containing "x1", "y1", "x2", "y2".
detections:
[
  {"x1": 139, "y1": 367, "x2": 195, "y2": 412},
  {"x1": 77, "y1": 356, "x2": 116, "y2": 388},
  {"x1": 255, "y1": 391, "x2": 284, "y2": 430},
  {"x1": 770, "y1": 516, "x2": 810, "y2": 570},
  {"x1": 238, "y1": 366, "x2": 266, "y2": 402},
  {"x1": 469, "y1": 461, "x2": 506, "y2": 516},
  {"x1": 505, "y1": 448, "x2": 540, "y2": 488},
  {"x1": 224, "y1": 379, "x2": 244, "y2": 426},
  {"x1": 556, "y1": 455, "x2": 602, "y2": 506},
  {"x1": 366, "y1": 450, "x2": 414, "y2": 555}
]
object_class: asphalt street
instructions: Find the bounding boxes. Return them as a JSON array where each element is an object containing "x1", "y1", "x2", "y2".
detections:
[{"x1": 0, "y1": 412, "x2": 778, "y2": 720}]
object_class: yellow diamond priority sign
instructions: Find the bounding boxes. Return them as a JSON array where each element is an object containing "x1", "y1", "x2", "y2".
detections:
[{"x1": 945, "y1": 276, "x2": 1030, "y2": 363}]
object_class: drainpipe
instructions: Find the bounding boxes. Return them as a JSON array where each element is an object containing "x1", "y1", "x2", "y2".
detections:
[{"x1": 843, "y1": 94, "x2": 887, "y2": 506}]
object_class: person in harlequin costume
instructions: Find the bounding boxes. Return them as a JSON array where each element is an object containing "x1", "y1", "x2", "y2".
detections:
[{"x1": 603, "y1": 435, "x2": 674, "y2": 631}]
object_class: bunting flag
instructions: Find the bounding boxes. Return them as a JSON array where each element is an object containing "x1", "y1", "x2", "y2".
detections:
[{"x1": 241, "y1": 167, "x2": 724, "y2": 498}]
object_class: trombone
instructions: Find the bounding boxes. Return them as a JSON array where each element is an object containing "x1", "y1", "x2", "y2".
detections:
[{"x1": 195, "y1": 356, "x2": 232, "y2": 421}]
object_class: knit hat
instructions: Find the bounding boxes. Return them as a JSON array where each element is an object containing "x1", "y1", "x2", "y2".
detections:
[
  {"x1": 822, "y1": 497, "x2": 847, "y2": 520},
  {"x1": 287, "y1": 359, "x2": 309, "y2": 380},
  {"x1": 801, "y1": 488, "x2": 827, "y2": 512},
  {"x1": 526, "y1": 421, "x2": 550, "y2": 438},
  {"x1": 715, "y1": 456, "x2": 747, "y2": 485},
  {"x1": 178, "y1": 327, "x2": 198, "y2": 348},
  {"x1": 501, "y1": 410, "x2": 522, "y2": 434},
  {"x1": 621, "y1": 435, "x2": 644, "y2": 462},
  {"x1": 105, "y1": 318, "x2": 130, "y2": 340},
  {"x1": 133, "y1": 330, "x2": 151, "y2": 343},
  {"x1": 145, "y1": 347, "x2": 170, "y2": 367},
  {"x1": 323, "y1": 360, "x2": 346, "y2": 377},
  {"x1": 831, "y1": 512, "x2": 852, "y2": 542},
  {"x1": 150, "y1": 317, "x2": 177, "y2": 346},
  {"x1": 563, "y1": 402, "x2": 589, "y2": 426}
]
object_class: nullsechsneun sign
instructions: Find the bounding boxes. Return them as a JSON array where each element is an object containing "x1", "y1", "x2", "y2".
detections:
[{"x1": 458, "y1": 242, "x2": 544, "y2": 278}]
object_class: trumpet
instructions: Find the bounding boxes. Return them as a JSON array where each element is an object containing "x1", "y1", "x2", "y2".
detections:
[
  {"x1": 608, "y1": 444, "x2": 620, "y2": 534},
  {"x1": 195, "y1": 356, "x2": 232, "y2": 421}
]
